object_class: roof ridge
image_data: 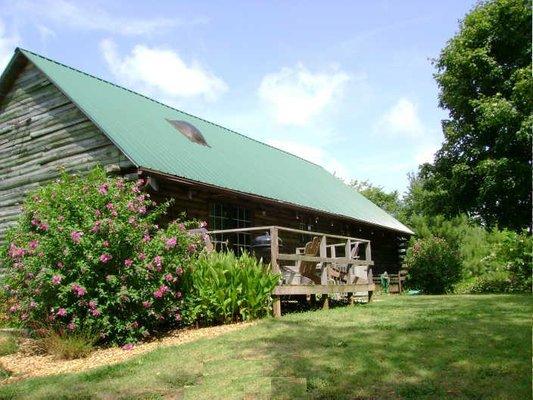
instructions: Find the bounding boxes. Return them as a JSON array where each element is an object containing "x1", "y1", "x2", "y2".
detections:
[{"x1": 17, "y1": 47, "x2": 327, "y2": 172}]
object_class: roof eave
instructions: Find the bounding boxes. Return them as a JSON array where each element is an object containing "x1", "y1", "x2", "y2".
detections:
[{"x1": 139, "y1": 167, "x2": 414, "y2": 235}]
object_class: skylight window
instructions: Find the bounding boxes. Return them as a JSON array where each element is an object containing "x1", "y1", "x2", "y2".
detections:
[{"x1": 166, "y1": 119, "x2": 209, "y2": 147}]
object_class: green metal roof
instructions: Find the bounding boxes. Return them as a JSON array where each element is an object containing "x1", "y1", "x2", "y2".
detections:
[{"x1": 6, "y1": 48, "x2": 412, "y2": 234}]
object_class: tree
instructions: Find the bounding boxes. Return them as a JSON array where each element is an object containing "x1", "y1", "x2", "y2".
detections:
[
  {"x1": 350, "y1": 179, "x2": 404, "y2": 220},
  {"x1": 419, "y1": 0, "x2": 532, "y2": 230}
]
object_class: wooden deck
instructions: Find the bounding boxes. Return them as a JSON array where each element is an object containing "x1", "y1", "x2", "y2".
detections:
[{"x1": 207, "y1": 225, "x2": 375, "y2": 317}]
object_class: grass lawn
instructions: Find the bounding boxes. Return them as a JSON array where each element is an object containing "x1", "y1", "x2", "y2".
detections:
[{"x1": 0, "y1": 294, "x2": 530, "y2": 399}]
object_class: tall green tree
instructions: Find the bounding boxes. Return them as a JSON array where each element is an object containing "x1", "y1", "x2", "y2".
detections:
[
  {"x1": 418, "y1": 0, "x2": 532, "y2": 230},
  {"x1": 350, "y1": 179, "x2": 404, "y2": 220}
]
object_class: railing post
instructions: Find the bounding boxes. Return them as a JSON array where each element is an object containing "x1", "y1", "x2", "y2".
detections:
[
  {"x1": 270, "y1": 226, "x2": 281, "y2": 318},
  {"x1": 366, "y1": 241, "x2": 373, "y2": 302},
  {"x1": 319, "y1": 235, "x2": 329, "y2": 309}
]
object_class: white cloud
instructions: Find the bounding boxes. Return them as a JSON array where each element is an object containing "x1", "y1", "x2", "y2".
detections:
[
  {"x1": 266, "y1": 139, "x2": 350, "y2": 180},
  {"x1": 258, "y1": 64, "x2": 351, "y2": 126},
  {"x1": 0, "y1": 20, "x2": 18, "y2": 72},
  {"x1": 376, "y1": 98, "x2": 424, "y2": 137},
  {"x1": 13, "y1": 0, "x2": 207, "y2": 36},
  {"x1": 415, "y1": 145, "x2": 439, "y2": 164},
  {"x1": 100, "y1": 39, "x2": 228, "y2": 102}
]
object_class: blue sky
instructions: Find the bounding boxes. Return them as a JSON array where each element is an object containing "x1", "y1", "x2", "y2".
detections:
[{"x1": 0, "y1": 0, "x2": 476, "y2": 193}]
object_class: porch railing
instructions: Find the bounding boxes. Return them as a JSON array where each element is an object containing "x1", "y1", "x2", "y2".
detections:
[{"x1": 206, "y1": 225, "x2": 375, "y2": 317}]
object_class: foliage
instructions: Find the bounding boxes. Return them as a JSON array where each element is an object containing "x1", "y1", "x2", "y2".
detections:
[
  {"x1": 0, "y1": 168, "x2": 205, "y2": 344},
  {"x1": 350, "y1": 179, "x2": 404, "y2": 220},
  {"x1": 181, "y1": 251, "x2": 279, "y2": 325},
  {"x1": 417, "y1": 0, "x2": 532, "y2": 230},
  {"x1": 457, "y1": 229, "x2": 532, "y2": 293},
  {"x1": 404, "y1": 236, "x2": 462, "y2": 294},
  {"x1": 39, "y1": 330, "x2": 97, "y2": 360}
]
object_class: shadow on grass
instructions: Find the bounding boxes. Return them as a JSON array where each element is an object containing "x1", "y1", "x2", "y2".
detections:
[
  {"x1": 0, "y1": 295, "x2": 530, "y2": 400},
  {"x1": 232, "y1": 295, "x2": 531, "y2": 400}
]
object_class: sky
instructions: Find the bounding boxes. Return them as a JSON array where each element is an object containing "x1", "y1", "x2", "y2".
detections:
[{"x1": 0, "y1": 0, "x2": 477, "y2": 193}]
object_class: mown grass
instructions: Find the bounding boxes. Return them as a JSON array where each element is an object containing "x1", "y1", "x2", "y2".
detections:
[{"x1": 0, "y1": 295, "x2": 530, "y2": 399}]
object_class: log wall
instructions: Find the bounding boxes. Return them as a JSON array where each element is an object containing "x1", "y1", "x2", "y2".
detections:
[
  {"x1": 0, "y1": 61, "x2": 135, "y2": 243},
  {"x1": 148, "y1": 175, "x2": 409, "y2": 274}
]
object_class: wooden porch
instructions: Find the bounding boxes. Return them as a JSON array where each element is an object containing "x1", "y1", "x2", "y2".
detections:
[{"x1": 207, "y1": 225, "x2": 376, "y2": 317}]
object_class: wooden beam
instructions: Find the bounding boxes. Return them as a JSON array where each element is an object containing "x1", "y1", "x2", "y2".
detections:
[
  {"x1": 270, "y1": 226, "x2": 281, "y2": 318},
  {"x1": 277, "y1": 253, "x2": 373, "y2": 265},
  {"x1": 273, "y1": 283, "x2": 376, "y2": 295}
]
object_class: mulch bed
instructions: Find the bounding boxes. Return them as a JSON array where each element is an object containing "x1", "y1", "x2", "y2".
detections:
[{"x1": 0, "y1": 322, "x2": 253, "y2": 384}]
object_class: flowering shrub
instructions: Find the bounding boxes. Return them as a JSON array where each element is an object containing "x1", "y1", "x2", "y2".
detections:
[
  {"x1": 405, "y1": 236, "x2": 462, "y2": 294},
  {"x1": 0, "y1": 168, "x2": 204, "y2": 344},
  {"x1": 181, "y1": 251, "x2": 279, "y2": 325}
]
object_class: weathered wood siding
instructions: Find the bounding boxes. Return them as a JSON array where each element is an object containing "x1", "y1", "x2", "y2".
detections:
[
  {"x1": 149, "y1": 176, "x2": 408, "y2": 274},
  {"x1": 0, "y1": 62, "x2": 134, "y2": 243}
]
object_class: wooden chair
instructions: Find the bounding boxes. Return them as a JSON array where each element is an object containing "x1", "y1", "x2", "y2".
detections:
[
  {"x1": 329, "y1": 242, "x2": 361, "y2": 284},
  {"x1": 298, "y1": 237, "x2": 322, "y2": 284}
]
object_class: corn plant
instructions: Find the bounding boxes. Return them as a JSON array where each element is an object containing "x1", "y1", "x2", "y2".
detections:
[{"x1": 181, "y1": 251, "x2": 279, "y2": 325}]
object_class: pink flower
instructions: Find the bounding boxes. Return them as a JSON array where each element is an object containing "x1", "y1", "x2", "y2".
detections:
[
  {"x1": 8, "y1": 305, "x2": 19, "y2": 313},
  {"x1": 91, "y1": 221, "x2": 101, "y2": 233},
  {"x1": 175, "y1": 313, "x2": 182, "y2": 321},
  {"x1": 175, "y1": 267, "x2": 184, "y2": 276},
  {"x1": 178, "y1": 223, "x2": 185, "y2": 231},
  {"x1": 95, "y1": 209, "x2": 102, "y2": 217},
  {"x1": 138, "y1": 253, "x2": 146, "y2": 261},
  {"x1": 154, "y1": 256, "x2": 163, "y2": 268},
  {"x1": 175, "y1": 291, "x2": 182, "y2": 299},
  {"x1": 39, "y1": 222, "x2": 49, "y2": 231},
  {"x1": 122, "y1": 343, "x2": 134, "y2": 351},
  {"x1": 67, "y1": 322, "x2": 76, "y2": 331},
  {"x1": 51, "y1": 275, "x2": 62, "y2": 285},
  {"x1": 106, "y1": 203, "x2": 118, "y2": 217},
  {"x1": 164, "y1": 273, "x2": 174, "y2": 282},
  {"x1": 153, "y1": 285, "x2": 169, "y2": 299},
  {"x1": 127, "y1": 201, "x2": 136, "y2": 211},
  {"x1": 31, "y1": 219, "x2": 39, "y2": 226},
  {"x1": 70, "y1": 231, "x2": 83, "y2": 244},
  {"x1": 8, "y1": 243, "x2": 25, "y2": 258},
  {"x1": 165, "y1": 237, "x2": 177, "y2": 249},
  {"x1": 91, "y1": 309, "x2": 101, "y2": 317},
  {"x1": 143, "y1": 234, "x2": 151, "y2": 242},
  {"x1": 57, "y1": 262, "x2": 64, "y2": 269},
  {"x1": 128, "y1": 216, "x2": 136, "y2": 225},
  {"x1": 187, "y1": 243, "x2": 197, "y2": 253},
  {"x1": 29, "y1": 300, "x2": 37, "y2": 309},
  {"x1": 98, "y1": 183, "x2": 109, "y2": 195},
  {"x1": 28, "y1": 240, "x2": 39, "y2": 250},
  {"x1": 71, "y1": 284, "x2": 87, "y2": 297},
  {"x1": 116, "y1": 179, "x2": 125, "y2": 189},
  {"x1": 102, "y1": 240, "x2": 109, "y2": 248},
  {"x1": 100, "y1": 253, "x2": 112, "y2": 263},
  {"x1": 57, "y1": 308, "x2": 67, "y2": 317},
  {"x1": 124, "y1": 259, "x2": 133, "y2": 267},
  {"x1": 142, "y1": 300, "x2": 152, "y2": 308},
  {"x1": 88, "y1": 300, "x2": 97, "y2": 309},
  {"x1": 138, "y1": 206, "x2": 147, "y2": 215}
]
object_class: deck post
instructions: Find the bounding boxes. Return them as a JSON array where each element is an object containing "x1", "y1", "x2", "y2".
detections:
[
  {"x1": 319, "y1": 235, "x2": 329, "y2": 309},
  {"x1": 270, "y1": 226, "x2": 282, "y2": 318}
]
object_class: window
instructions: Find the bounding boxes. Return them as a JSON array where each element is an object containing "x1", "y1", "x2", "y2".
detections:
[{"x1": 209, "y1": 203, "x2": 251, "y2": 253}]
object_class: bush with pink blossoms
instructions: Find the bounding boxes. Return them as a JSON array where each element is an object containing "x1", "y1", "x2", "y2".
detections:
[{"x1": 0, "y1": 168, "x2": 204, "y2": 344}]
